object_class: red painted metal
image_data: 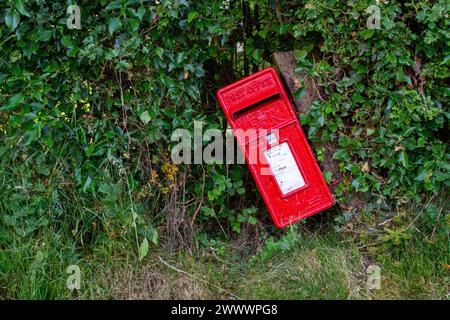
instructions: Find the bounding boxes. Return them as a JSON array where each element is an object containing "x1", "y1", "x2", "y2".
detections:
[{"x1": 217, "y1": 67, "x2": 334, "y2": 228}]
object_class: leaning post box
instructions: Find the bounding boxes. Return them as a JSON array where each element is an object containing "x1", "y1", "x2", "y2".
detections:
[{"x1": 217, "y1": 67, "x2": 334, "y2": 228}]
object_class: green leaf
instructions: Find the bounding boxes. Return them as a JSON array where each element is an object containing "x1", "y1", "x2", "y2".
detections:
[
  {"x1": 129, "y1": 18, "x2": 140, "y2": 32},
  {"x1": 415, "y1": 169, "x2": 427, "y2": 182},
  {"x1": 85, "y1": 144, "x2": 95, "y2": 157},
  {"x1": 36, "y1": 166, "x2": 51, "y2": 176},
  {"x1": 108, "y1": 17, "x2": 122, "y2": 35},
  {"x1": 82, "y1": 176, "x2": 92, "y2": 193},
  {"x1": 188, "y1": 11, "x2": 199, "y2": 23},
  {"x1": 251, "y1": 49, "x2": 262, "y2": 62},
  {"x1": 61, "y1": 36, "x2": 74, "y2": 48},
  {"x1": 333, "y1": 149, "x2": 349, "y2": 161},
  {"x1": 417, "y1": 137, "x2": 426, "y2": 147},
  {"x1": 352, "y1": 93, "x2": 364, "y2": 103},
  {"x1": 247, "y1": 216, "x2": 257, "y2": 225},
  {"x1": 359, "y1": 29, "x2": 375, "y2": 40},
  {"x1": 366, "y1": 128, "x2": 375, "y2": 136},
  {"x1": 140, "y1": 111, "x2": 151, "y2": 124},
  {"x1": 351, "y1": 178, "x2": 361, "y2": 191},
  {"x1": 323, "y1": 171, "x2": 333, "y2": 184},
  {"x1": 318, "y1": 113, "x2": 325, "y2": 127},
  {"x1": 258, "y1": 28, "x2": 268, "y2": 39},
  {"x1": 150, "y1": 229, "x2": 158, "y2": 245},
  {"x1": 15, "y1": 0, "x2": 31, "y2": 17},
  {"x1": 39, "y1": 30, "x2": 53, "y2": 42},
  {"x1": 294, "y1": 49, "x2": 308, "y2": 60},
  {"x1": 201, "y1": 206, "x2": 215, "y2": 217},
  {"x1": 136, "y1": 7, "x2": 146, "y2": 20},
  {"x1": 356, "y1": 64, "x2": 368, "y2": 74},
  {"x1": 5, "y1": 9, "x2": 20, "y2": 32},
  {"x1": 138, "y1": 238, "x2": 149, "y2": 261},
  {"x1": 0, "y1": 94, "x2": 25, "y2": 112},
  {"x1": 399, "y1": 151, "x2": 408, "y2": 168},
  {"x1": 194, "y1": 66, "x2": 205, "y2": 77},
  {"x1": 105, "y1": 1, "x2": 121, "y2": 10}
]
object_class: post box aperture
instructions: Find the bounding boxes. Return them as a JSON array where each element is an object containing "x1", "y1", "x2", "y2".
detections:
[{"x1": 217, "y1": 67, "x2": 334, "y2": 228}]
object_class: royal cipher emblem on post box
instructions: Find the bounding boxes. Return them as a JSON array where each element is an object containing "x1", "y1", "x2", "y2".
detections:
[{"x1": 217, "y1": 67, "x2": 334, "y2": 228}]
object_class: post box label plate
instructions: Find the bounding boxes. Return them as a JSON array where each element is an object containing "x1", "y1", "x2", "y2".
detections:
[{"x1": 264, "y1": 143, "x2": 306, "y2": 195}]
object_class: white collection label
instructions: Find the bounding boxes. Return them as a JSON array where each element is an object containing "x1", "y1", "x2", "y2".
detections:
[{"x1": 264, "y1": 142, "x2": 305, "y2": 195}]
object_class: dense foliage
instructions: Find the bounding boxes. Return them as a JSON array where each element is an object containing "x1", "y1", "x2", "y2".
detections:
[{"x1": 0, "y1": 0, "x2": 448, "y2": 268}]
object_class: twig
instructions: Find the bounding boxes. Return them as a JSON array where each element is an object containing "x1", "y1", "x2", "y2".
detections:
[
  {"x1": 405, "y1": 195, "x2": 435, "y2": 231},
  {"x1": 191, "y1": 165, "x2": 205, "y2": 228},
  {"x1": 210, "y1": 247, "x2": 236, "y2": 267},
  {"x1": 431, "y1": 191, "x2": 444, "y2": 238}
]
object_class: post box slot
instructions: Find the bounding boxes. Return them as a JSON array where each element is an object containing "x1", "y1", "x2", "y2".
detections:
[{"x1": 232, "y1": 93, "x2": 280, "y2": 120}]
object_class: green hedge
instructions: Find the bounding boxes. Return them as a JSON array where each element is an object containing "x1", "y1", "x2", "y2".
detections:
[{"x1": 0, "y1": 1, "x2": 448, "y2": 251}]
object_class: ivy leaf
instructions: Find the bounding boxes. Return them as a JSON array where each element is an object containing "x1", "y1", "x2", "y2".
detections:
[
  {"x1": 129, "y1": 18, "x2": 140, "y2": 32},
  {"x1": 5, "y1": 9, "x2": 20, "y2": 32},
  {"x1": 140, "y1": 111, "x2": 151, "y2": 124},
  {"x1": 0, "y1": 93, "x2": 25, "y2": 112},
  {"x1": 318, "y1": 113, "x2": 325, "y2": 127},
  {"x1": 248, "y1": 216, "x2": 257, "y2": 225},
  {"x1": 201, "y1": 206, "x2": 215, "y2": 217},
  {"x1": 359, "y1": 29, "x2": 375, "y2": 40},
  {"x1": 61, "y1": 36, "x2": 74, "y2": 48},
  {"x1": 105, "y1": 1, "x2": 121, "y2": 10},
  {"x1": 136, "y1": 7, "x2": 146, "y2": 20},
  {"x1": 138, "y1": 238, "x2": 149, "y2": 261},
  {"x1": 108, "y1": 17, "x2": 122, "y2": 35},
  {"x1": 333, "y1": 149, "x2": 349, "y2": 161},
  {"x1": 15, "y1": 0, "x2": 31, "y2": 17},
  {"x1": 39, "y1": 30, "x2": 53, "y2": 42},
  {"x1": 294, "y1": 49, "x2": 308, "y2": 60},
  {"x1": 194, "y1": 65, "x2": 205, "y2": 77},
  {"x1": 323, "y1": 171, "x2": 333, "y2": 184},
  {"x1": 188, "y1": 11, "x2": 199, "y2": 23},
  {"x1": 251, "y1": 49, "x2": 261, "y2": 61},
  {"x1": 366, "y1": 128, "x2": 375, "y2": 136},
  {"x1": 352, "y1": 93, "x2": 364, "y2": 103}
]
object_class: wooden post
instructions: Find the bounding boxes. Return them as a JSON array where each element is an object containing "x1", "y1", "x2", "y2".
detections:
[
  {"x1": 272, "y1": 51, "x2": 318, "y2": 114},
  {"x1": 273, "y1": 51, "x2": 361, "y2": 212}
]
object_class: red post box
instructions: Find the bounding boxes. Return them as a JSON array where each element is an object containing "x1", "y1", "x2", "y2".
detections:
[{"x1": 217, "y1": 67, "x2": 334, "y2": 228}]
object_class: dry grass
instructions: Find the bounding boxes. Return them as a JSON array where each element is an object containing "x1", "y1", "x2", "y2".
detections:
[{"x1": 93, "y1": 259, "x2": 211, "y2": 300}]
